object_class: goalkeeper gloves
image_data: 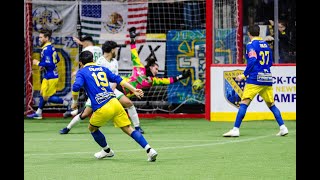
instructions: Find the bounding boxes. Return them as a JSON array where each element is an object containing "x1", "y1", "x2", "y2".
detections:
[
  {"x1": 129, "y1": 27, "x2": 139, "y2": 44},
  {"x1": 174, "y1": 69, "x2": 191, "y2": 82}
]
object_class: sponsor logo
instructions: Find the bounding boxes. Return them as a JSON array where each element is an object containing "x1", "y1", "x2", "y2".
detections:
[
  {"x1": 223, "y1": 70, "x2": 245, "y2": 108},
  {"x1": 32, "y1": 6, "x2": 63, "y2": 32}
]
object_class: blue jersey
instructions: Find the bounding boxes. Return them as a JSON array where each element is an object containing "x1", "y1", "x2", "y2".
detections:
[
  {"x1": 39, "y1": 42, "x2": 60, "y2": 79},
  {"x1": 72, "y1": 62, "x2": 125, "y2": 111},
  {"x1": 244, "y1": 37, "x2": 273, "y2": 86}
]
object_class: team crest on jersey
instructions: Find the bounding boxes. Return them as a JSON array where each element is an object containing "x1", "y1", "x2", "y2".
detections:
[
  {"x1": 223, "y1": 70, "x2": 245, "y2": 108},
  {"x1": 32, "y1": 6, "x2": 63, "y2": 32},
  {"x1": 103, "y1": 12, "x2": 126, "y2": 34}
]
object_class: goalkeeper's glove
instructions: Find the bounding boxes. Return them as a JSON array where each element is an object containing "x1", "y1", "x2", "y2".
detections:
[
  {"x1": 128, "y1": 27, "x2": 139, "y2": 44},
  {"x1": 174, "y1": 69, "x2": 191, "y2": 82}
]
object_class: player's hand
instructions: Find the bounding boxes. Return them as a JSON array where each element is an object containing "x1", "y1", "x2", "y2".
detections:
[
  {"x1": 179, "y1": 69, "x2": 191, "y2": 80},
  {"x1": 71, "y1": 70, "x2": 78, "y2": 78},
  {"x1": 236, "y1": 74, "x2": 244, "y2": 81},
  {"x1": 73, "y1": 36, "x2": 82, "y2": 45},
  {"x1": 133, "y1": 89, "x2": 144, "y2": 99},
  {"x1": 32, "y1": 59, "x2": 39, "y2": 65},
  {"x1": 264, "y1": 35, "x2": 274, "y2": 41}
]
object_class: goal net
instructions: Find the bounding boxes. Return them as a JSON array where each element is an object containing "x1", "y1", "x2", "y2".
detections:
[{"x1": 25, "y1": 0, "x2": 241, "y2": 117}]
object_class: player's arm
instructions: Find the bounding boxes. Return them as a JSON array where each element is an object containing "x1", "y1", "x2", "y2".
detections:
[
  {"x1": 151, "y1": 69, "x2": 191, "y2": 86},
  {"x1": 73, "y1": 36, "x2": 83, "y2": 46},
  {"x1": 237, "y1": 44, "x2": 256, "y2": 81},
  {"x1": 104, "y1": 67, "x2": 143, "y2": 99},
  {"x1": 71, "y1": 72, "x2": 84, "y2": 109},
  {"x1": 121, "y1": 81, "x2": 144, "y2": 99}
]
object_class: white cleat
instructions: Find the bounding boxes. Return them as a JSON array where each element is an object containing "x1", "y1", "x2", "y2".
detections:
[
  {"x1": 223, "y1": 129, "x2": 240, "y2": 137},
  {"x1": 276, "y1": 126, "x2": 289, "y2": 136},
  {"x1": 94, "y1": 149, "x2": 114, "y2": 159},
  {"x1": 147, "y1": 148, "x2": 158, "y2": 162}
]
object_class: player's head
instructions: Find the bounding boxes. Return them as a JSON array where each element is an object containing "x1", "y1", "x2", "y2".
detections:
[
  {"x1": 79, "y1": 50, "x2": 93, "y2": 67},
  {"x1": 38, "y1": 29, "x2": 52, "y2": 47},
  {"x1": 248, "y1": 24, "x2": 260, "y2": 38},
  {"x1": 81, "y1": 35, "x2": 94, "y2": 48},
  {"x1": 102, "y1": 40, "x2": 118, "y2": 59},
  {"x1": 145, "y1": 56, "x2": 159, "y2": 77}
]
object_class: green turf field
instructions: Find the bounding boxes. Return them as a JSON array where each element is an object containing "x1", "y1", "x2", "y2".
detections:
[{"x1": 24, "y1": 118, "x2": 296, "y2": 180}]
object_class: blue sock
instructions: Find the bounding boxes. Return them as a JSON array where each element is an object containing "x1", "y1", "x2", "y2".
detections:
[
  {"x1": 234, "y1": 104, "x2": 248, "y2": 128},
  {"x1": 269, "y1": 105, "x2": 284, "y2": 126},
  {"x1": 38, "y1": 96, "x2": 46, "y2": 109},
  {"x1": 91, "y1": 129, "x2": 107, "y2": 148},
  {"x1": 48, "y1": 96, "x2": 64, "y2": 104},
  {"x1": 131, "y1": 130, "x2": 148, "y2": 148}
]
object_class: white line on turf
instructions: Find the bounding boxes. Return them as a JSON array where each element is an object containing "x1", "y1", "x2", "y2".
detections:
[{"x1": 24, "y1": 130, "x2": 295, "y2": 157}]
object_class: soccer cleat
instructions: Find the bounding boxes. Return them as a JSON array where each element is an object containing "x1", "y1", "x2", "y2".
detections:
[
  {"x1": 147, "y1": 148, "x2": 158, "y2": 162},
  {"x1": 26, "y1": 113, "x2": 43, "y2": 120},
  {"x1": 223, "y1": 129, "x2": 240, "y2": 137},
  {"x1": 135, "y1": 126, "x2": 145, "y2": 134},
  {"x1": 59, "y1": 127, "x2": 70, "y2": 134},
  {"x1": 63, "y1": 111, "x2": 72, "y2": 118},
  {"x1": 276, "y1": 126, "x2": 289, "y2": 136},
  {"x1": 94, "y1": 149, "x2": 115, "y2": 159},
  {"x1": 128, "y1": 27, "x2": 139, "y2": 38}
]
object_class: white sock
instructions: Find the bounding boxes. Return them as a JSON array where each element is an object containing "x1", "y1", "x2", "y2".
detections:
[
  {"x1": 280, "y1": 124, "x2": 286, "y2": 130},
  {"x1": 67, "y1": 114, "x2": 81, "y2": 129},
  {"x1": 232, "y1": 127, "x2": 239, "y2": 131},
  {"x1": 103, "y1": 145, "x2": 110, "y2": 150},
  {"x1": 70, "y1": 109, "x2": 79, "y2": 116},
  {"x1": 127, "y1": 105, "x2": 140, "y2": 127},
  {"x1": 36, "y1": 108, "x2": 42, "y2": 115},
  {"x1": 144, "y1": 144, "x2": 151, "y2": 151}
]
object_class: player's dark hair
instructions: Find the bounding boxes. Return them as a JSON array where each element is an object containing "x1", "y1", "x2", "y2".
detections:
[
  {"x1": 79, "y1": 50, "x2": 93, "y2": 65},
  {"x1": 102, "y1": 40, "x2": 118, "y2": 53},
  {"x1": 39, "y1": 29, "x2": 52, "y2": 39},
  {"x1": 81, "y1": 35, "x2": 94, "y2": 44},
  {"x1": 145, "y1": 56, "x2": 158, "y2": 77},
  {"x1": 248, "y1": 25, "x2": 260, "y2": 36}
]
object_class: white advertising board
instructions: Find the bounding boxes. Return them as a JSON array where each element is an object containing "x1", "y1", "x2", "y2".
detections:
[{"x1": 210, "y1": 65, "x2": 296, "y2": 121}]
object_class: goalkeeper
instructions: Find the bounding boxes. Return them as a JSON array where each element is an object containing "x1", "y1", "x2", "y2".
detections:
[
  {"x1": 119, "y1": 26, "x2": 191, "y2": 98},
  {"x1": 59, "y1": 27, "x2": 191, "y2": 135}
]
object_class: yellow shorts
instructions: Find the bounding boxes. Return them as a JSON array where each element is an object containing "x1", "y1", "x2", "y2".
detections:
[
  {"x1": 89, "y1": 98, "x2": 131, "y2": 128},
  {"x1": 242, "y1": 83, "x2": 274, "y2": 104},
  {"x1": 41, "y1": 78, "x2": 59, "y2": 97}
]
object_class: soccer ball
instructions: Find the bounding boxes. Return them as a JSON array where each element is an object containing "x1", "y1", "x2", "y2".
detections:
[{"x1": 192, "y1": 79, "x2": 204, "y2": 90}]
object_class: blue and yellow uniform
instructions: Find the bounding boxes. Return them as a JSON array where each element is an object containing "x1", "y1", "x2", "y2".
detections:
[
  {"x1": 72, "y1": 62, "x2": 131, "y2": 127},
  {"x1": 37, "y1": 42, "x2": 60, "y2": 97},
  {"x1": 241, "y1": 37, "x2": 274, "y2": 104}
]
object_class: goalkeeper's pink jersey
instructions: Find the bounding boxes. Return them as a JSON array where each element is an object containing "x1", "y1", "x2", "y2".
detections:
[{"x1": 121, "y1": 44, "x2": 175, "y2": 98}]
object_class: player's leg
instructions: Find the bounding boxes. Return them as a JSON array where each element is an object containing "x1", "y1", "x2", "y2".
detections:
[
  {"x1": 260, "y1": 86, "x2": 288, "y2": 136},
  {"x1": 223, "y1": 84, "x2": 260, "y2": 137},
  {"x1": 26, "y1": 79, "x2": 49, "y2": 119},
  {"x1": 59, "y1": 99, "x2": 93, "y2": 134},
  {"x1": 46, "y1": 78, "x2": 70, "y2": 106},
  {"x1": 111, "y1": 98, "x2": 157, "y2": 162},
  {"x1": 116, "y1": 89, "x2": 145, "y2": 134},
  {"x1": 89, "y1": 99, "x2": 119, "y2": 159}
]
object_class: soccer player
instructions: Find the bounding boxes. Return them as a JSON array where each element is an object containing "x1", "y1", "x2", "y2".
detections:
[
  {"x1": 223, "y1": 24, "x2": 289, "y2": 137},
  {"x1": 72, "y1": 50, "x2": 158, "y2": 162},
  {"x1": 64, "y1": 35, "x2": 103, "y2": 117},
  {"x1": 60, "y1": 40, "x2": 146, "y2": 134},
  {"x1": 26, "y1": 29, "x2": 70, "y2": 119},
  {"x1": 120, "y1": 26, "x2": 191, "y2": 98}
]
